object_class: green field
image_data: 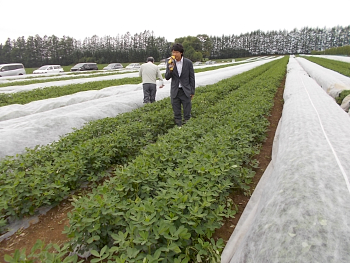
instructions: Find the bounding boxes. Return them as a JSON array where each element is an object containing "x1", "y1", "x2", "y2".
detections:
[{"x1": 1, "y1": 57, "x2": 288, "y2": 262}]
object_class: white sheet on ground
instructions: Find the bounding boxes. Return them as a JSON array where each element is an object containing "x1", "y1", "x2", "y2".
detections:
[
  {"x1": 0, "y1": 71, "x2": 141, "y2": 94},
  {"x1": 302, "y1": 54, "x2": 350, "y2": 63},
  {"x1": 296, "y1": 57, "x2": 350, "y2": 99},
  {"x1": 221, "y1": 56, "x2": 350, "y2": 263},
  {"x1": 0, "y1": 57, "x2": 281, "y2": 159},
  {"x1": 0, "y1": 84, "x2": 143, "y2": 121}
]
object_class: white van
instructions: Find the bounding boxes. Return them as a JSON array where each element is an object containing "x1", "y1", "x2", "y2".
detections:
[
  {"x1": 0, "y1": 63, "x2": 26, "y2": 77},
  {"x1": 33, "y1": 65, "x2": 64, "y2": 74}
]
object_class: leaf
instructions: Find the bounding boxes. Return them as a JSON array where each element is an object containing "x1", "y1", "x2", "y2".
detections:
[
  {"x1": 87, "y1": 237, "x2": 95, "y2": 244},
  {"x1": 53, "y1": 243, "x2": 61, "y2": 251},
  {"x1": 127, "y1": 247, "x2": 140, "y2": 258},
  {"x1": 100, "y1": 245, "x2": 108, "y2": 256},
  {"x1": 168, "y1": 243, "x2": 181, "y2": 253},
  {"x1": 153, "y1": 248, "x2": 162, "y2": 259},
  {"x1": 90, "y1": 249, "x2": 100, "y2": 257},
  {"x1": 4, "y1": 254, "x2": 14, "y2": 262}
]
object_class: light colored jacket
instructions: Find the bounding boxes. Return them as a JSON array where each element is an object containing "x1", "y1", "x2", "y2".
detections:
[{"x1": 139, "y1": 62, "x2": 163, "y2": 85}]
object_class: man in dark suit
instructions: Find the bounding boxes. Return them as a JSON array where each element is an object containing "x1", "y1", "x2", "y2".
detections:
[{"x1": 165, "y1": 43, "x2": 195, "y2": 127}]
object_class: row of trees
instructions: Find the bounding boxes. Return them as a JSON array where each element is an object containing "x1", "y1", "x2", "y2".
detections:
[
  {"x1": 210, "y1": 26, "x2": 350, "y2": 58},
  {"x1": 0, "y1": 26, "x2": 349, "y2": 68},
  {"x1": 0, "y1": 31, "x2": 172, "y2": 68}
]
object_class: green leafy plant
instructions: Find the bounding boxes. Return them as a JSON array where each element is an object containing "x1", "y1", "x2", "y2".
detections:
[
  {"x1": 336, "y1": 90, "x2": 350, "y2": 105},
  {"x1": 0, "y1": 57, "x2": 279, "y2": 232},
  {"x1": 2, "y1": 56, "x2": 288, "y2": 262},
  {"x1": 4, "y1": 240, "x2": 82, "y2": 263},
  {"x1": 64, "y1": 56, "x2": 288, "y2": 261}
]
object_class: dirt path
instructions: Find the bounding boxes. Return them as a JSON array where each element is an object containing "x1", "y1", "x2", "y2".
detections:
[{"x1": 0, "y1": 80, "x2": 284, "y2": 262}]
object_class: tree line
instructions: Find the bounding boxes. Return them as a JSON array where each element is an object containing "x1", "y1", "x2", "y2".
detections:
[{"x1": 0, "y1": 26, "x2": 349, "y2": 68}]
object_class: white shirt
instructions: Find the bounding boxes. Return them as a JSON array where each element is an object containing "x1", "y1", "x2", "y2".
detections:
[
  {"x1": 175, "y1": 57, "x2": 183, "y2": 77},
  {"x1": 176, "y1": 57, "x2": 183, "y2": 87}
]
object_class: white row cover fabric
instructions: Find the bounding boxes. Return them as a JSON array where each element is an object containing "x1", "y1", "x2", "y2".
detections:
[
  {"x1": 0, "y1": 58, "x2": 275, "y2": 92},
  {"x1": 0, "y1": 57, "x2": 281, "y2": 160},
  {"x1": 296, "y1": 57, "x2": 350, "y2": 99},
  {"x1": 0, "y1": 63, "x2": 234, "y2": 92},
  {"x1": 302, "y1": 54, "x2": 350, "y2": 63},
  {"x1": 222, "y1": 56, "x2": 350, "y2": 262},
  {"x1": 0, "y1": 71, "x2": 141, "y2": 94},
  {"x1": 0, "y1": 69, "x2": 140, "y2": 85},
  {"x1": 0, "y1": 85, "x2": 142, "y2": 121}
]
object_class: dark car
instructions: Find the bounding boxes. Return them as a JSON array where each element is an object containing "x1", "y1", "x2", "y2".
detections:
[{"x1": 70, "y1": 63, "x2": 98, "y2": 72}]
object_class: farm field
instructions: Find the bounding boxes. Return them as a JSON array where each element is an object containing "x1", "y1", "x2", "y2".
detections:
[
  {"x1": 0, "y1": 54, "x2": 350, "y2": 262},
  {"x1": 0, "y1": 57, "x2": 281, "y2": 160},
  {"x1": 0, "y1": 59, "x2": 248, "y2": 89},
  {"x1": 0, "y1": 56, "x2": 285, "y2": 262},
  {"x1": 0, "y1": 62, "x2": 247, "y2": 95},
  {"x1": 0, "y1": 89, "x2": 284, "y2": 263}
]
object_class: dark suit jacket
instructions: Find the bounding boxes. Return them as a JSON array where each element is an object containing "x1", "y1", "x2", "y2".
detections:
[{"x1": 165, "y1": 57, "x2": 195, "y2": 99}]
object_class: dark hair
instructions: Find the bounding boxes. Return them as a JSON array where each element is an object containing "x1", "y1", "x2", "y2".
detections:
[
  {"x1": 171, "y1": 43, "x2": 184, "y2": 55},
  {"x1": 146, "y1": 57, "x2": 154, "y2": 62}
]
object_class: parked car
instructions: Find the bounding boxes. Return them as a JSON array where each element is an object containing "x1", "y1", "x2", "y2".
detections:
[
  {"x1": 103, "y1": 63, "x2": 123, "y2": 70},
  {"x1": 193, "y1": 61, "x2": 202, "y2": 66},
  {"x1": 157, "y1": 62, "x2": 166, "y2": 69},
  {"x1": 125, "y1": 63, "x2": 141, "y2": 69},
  {"x1": 33, "y1": 65, "x2": 64, "y2": 74},
  {"x1": 0, "y1": 63, "x2": 26, "y2": 77},
  {"x1": 70, "y1": 63, "x2": 98, "y2": 72},
  {"x1": 205, "y1": 60, "x2": 216, "y2": 65}
]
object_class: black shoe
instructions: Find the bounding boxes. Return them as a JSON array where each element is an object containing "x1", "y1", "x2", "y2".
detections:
[
  {"x1": 183, "y1": 119, "x2": 190, "y2": 125},
  {"x1": 175, "y1": 120, "x2": 182, "y2": 127}
]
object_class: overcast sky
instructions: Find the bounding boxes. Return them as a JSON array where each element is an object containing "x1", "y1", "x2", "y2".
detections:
[{"x1": 1, "y1": 0, "x2": 349, "y2": 45}]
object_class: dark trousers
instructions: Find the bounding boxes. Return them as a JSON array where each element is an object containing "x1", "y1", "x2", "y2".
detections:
[
  {"x1": 171, "y1": 88, "x2": 192, "y2": 126},
  {"x1": 143, "y1": 83, "x2": 157, "y2": 103}
]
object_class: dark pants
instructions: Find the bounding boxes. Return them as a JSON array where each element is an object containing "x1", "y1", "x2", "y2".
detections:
[
  {"x1": 143, "y1": 83, "x2": 157, "y2": 103},
  {"x1": 171, "y1": 88, "x2": 192, "y2": 126}
]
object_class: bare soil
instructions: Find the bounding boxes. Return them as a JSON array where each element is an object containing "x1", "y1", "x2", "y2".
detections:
[{"x1": 0, "y1": 80, "x2": 284, "y2": 262}]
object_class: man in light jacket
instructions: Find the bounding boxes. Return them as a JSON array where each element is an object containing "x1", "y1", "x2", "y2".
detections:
[
  {"x1": 139, "y1": 57, "x2": 164, "y2": 103},
  {"x1": 165, "y1": 43, "x2": 195, "y2": 127}
]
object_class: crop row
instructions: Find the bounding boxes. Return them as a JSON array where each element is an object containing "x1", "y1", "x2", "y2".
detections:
[
  {"x1": 62, "y1": 56, "x2": 288, "y2": 262},
  {"x1": 0, "y1": 77, "x2": 141, "y2": 107},
  {"x1": 2, "y1": 57, "x2": 288, "y2": 262},
  {"x1": 0, "y1": 62, "x2": 238, "y2": 89},
  {"x1": 301, "y1": 56, "x2": 350, "y2": 105},
  {"x1": 0, "y1": 59, "x2": 280, "y2": 234},
  {"x1": 0, "y1": 71, "x2": 130, "y2": 88},
  {"x1": 302, "y1": 56, "x2": 350, "y2": 78}
]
